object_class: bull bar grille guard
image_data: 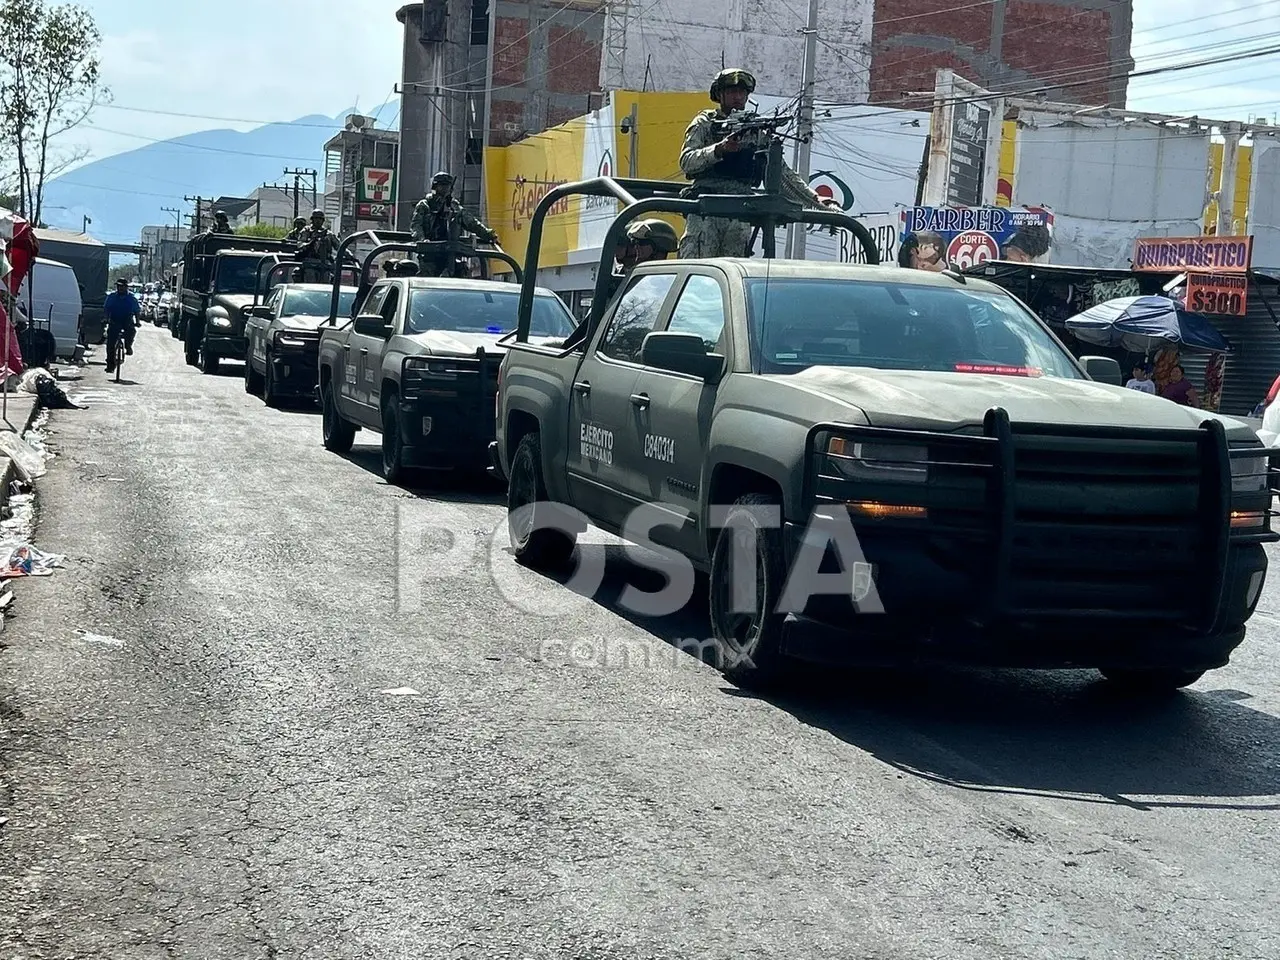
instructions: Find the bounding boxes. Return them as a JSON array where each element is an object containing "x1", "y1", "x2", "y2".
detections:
[
  {"x1": 401, "y1": 349, "x2": 498, "y2": 407},
  {"x1": 801, "y1": 406, "x2": 1280, "y2": 631}
]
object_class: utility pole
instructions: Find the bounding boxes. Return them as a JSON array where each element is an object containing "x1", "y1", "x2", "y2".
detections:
[
  {"x1": 284, "y1": 168, "x2": 319, "y2": 219},
  {"x1": 786, "y1": 0, "x2": 819, "y2": 260},
  {"x1": 623, "y1": 102, "x2": 639, "y2": 177},
  {"x1": 184, "y1": 195, "x2": 208, "y2": 232}
]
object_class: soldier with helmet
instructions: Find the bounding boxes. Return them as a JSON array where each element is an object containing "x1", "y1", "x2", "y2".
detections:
[
  {"x1": 285, "y1": 216, "x2": 308, "y2": 243},
  {"x1": 297, "y1": 209, "x2": 338, "y2": 283},
  {"x1": 678, "y1": 67, "x2": 838, "y2": 259},
  {"x1": 410, "y1": 170, "x2": 500, "y2": 277},
  {"x1": 206, "y1": 209, "x2": 233, "y2": 235}
]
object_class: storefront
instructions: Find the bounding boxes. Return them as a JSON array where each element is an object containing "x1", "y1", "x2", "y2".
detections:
[{"x1": 967, "y1": 253, "x2": 1280, "y2": 417}]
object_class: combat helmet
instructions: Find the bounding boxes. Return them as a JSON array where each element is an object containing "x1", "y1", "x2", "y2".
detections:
[
  {"x1": 710, "y1": 68, "x2": 756, "y2": 102},
  {"x1": 627, "y1": 218, "x2": 679, "y2": 254},
  {"x1": 431, "y1": 171, "x2": 456, "y2": 188}
]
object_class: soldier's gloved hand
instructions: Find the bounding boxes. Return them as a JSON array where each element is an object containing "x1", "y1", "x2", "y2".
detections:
[{"x1": 715, "y1": 135, "x2": 749, "y2": 156}]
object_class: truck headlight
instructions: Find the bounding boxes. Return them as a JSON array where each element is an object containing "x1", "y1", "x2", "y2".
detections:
[
  {"x1": 827, "y1": 437, "x2": 928, "y2": 484},
  {"x1": 1230, "y1": 452, "x2": 1268, "y2": 494},
  {"x1": 209, "y1": 315, "x2": 231, "y2": 329}
]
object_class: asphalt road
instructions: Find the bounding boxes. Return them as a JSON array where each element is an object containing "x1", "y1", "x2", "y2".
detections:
[{"x1": 2, "y1": 325, "x2": 1279, "y2": 959}]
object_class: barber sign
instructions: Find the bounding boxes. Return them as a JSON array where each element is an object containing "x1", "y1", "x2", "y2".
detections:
[{"x1": 360, "y1": 167, "x2": 396, "y2": 203}]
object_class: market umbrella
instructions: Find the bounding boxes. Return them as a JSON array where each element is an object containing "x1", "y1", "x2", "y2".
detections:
[{"x1": 1064, "y1": 295, "x2": 1232, "y2": 354}]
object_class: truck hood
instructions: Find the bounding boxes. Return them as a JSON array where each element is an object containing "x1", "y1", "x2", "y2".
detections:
[
  {"x1": 399, "y1": 330, "x2": 508, "y2": 355},
  {"x1": 211, "y1": 293, "x2": 254, "y2": 315},
  {"x1": 273, "y1": 314, "x2": 328, "y2": 332},
  {"x1": 767, "y1": 366, "x2": 1256, "y2": 438}
]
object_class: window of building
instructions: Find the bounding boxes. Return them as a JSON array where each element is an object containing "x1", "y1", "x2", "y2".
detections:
[
  {"x1": 470, "y1": 0, "x2": 489, "y2": 45},
  {"x1": 465, "y1": 137, "x2": 483, "y2": 165}
]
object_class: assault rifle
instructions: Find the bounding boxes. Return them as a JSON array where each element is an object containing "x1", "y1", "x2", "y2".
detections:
[{"x1": 710, "y1": 109, "x2": 796, "y2": 142}]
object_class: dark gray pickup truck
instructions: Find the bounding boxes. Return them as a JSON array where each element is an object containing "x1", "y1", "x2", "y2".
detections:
[{"x1": 496, "y1": 255, "x2": 1280, "y2": 693}]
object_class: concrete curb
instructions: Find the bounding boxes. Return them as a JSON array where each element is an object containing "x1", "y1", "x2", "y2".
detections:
[{"x1": 0, "y1": 395, "x2": 44, "y2": 516}]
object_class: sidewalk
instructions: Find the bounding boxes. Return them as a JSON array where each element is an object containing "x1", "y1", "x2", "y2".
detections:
[{"x1": 0, "y1": 392, "x2": 42, "y2": 512}]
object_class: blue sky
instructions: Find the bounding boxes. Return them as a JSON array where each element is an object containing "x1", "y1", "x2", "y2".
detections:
[{"x1": 59, "y1": 0, "x2": 1279, "y2": 169}]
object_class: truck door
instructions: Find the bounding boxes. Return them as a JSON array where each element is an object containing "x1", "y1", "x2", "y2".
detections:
[
  {"x1": 566, "y1": 272, "x2": 679, "y2": 529},
  {"x1": 360, "y1": 283, "x2": 401, "y2": 422},
  {"x1": 628, "y1": 271, "x2": 728, "y2": 556},
  {"x1": 341, "y1": 284, "x2": 387, "y2": 419}
]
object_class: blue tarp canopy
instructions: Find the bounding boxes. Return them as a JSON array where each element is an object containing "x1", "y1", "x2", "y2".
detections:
[{"x1": 1064, "y1": 295, "x2": 1232, "y2": 354}]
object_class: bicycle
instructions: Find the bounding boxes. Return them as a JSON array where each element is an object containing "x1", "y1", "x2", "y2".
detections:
[{"x1": 112, "y1": 332, "x2": 125, "y2": 382}]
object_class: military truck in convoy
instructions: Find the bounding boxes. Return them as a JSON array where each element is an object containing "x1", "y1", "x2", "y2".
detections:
[
  {"x1": 492, "y1": 144, "x2": 1280, "y2": 694},
  {"x1": 315, "y1": 231, "x2": 573, "y2": 482},
  {"x1": 179, "y1": 232, "x2": 293, "y2": 373}
]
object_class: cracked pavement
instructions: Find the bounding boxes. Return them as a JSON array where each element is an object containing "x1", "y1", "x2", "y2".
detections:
[{"x1": 1, "y1": 327, "x2": 1279, "y2": 958}]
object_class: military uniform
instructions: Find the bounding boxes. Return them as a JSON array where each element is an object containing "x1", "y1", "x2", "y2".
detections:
[
  {"x1": 297, "y1": 221, "x2": 338, "y2": 283},
  {"x1": 284, "y1": 220, "x2": 308, "y2": 243},
  {"x1": 206, "y1": 215, "x2": 233, "y2": 236},
  {"x1": 678, "y1": 68, "x2": 830, "y2": 259},
  {"x1": 410, "y1": 193, "x2": 498, "y2": 278}
]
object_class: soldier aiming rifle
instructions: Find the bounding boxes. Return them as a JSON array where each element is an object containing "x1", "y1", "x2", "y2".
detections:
[{"x1": 678, "y1": 68, "x2": 839, "y2": 258}]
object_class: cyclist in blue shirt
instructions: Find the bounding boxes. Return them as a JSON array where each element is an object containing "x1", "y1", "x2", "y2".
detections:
[{"x1": 103, "y1": 277, "x2": 140, "y2": 373}]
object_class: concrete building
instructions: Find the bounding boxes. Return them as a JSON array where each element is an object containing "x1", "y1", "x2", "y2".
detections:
[
  {"x1": 322, "y1": 114, "x2": 401, "y2": 237},
  {"x1": 139, "y1": 224, "x2": 190, "y2": 283},
  {"x1": 230, "y1": 186, "x2": 320, "y2": 231},
  {"x1": 869, "y1": 0, "x2": 1133, "y2": 107},
  {"x1": 598, "y1": 0, "x2": 872, "y2": 102},
  {"x1": 395, "y1": 0, "x2": 607, "y2": 228}
]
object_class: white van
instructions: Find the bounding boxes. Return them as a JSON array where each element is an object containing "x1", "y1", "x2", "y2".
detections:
[{"x1": 15, "y1": 257, "x2": 83, "y2": 361}]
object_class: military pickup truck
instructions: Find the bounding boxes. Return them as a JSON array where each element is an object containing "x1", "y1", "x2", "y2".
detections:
[
  {"x1": 316, "y1": 232, "x2": 576, "y2": 483},
  {"x1": 494, "y1": 170, "x2": 1280, "y2": 694},
  {"x1": 243, "y1": 267, "x2": 359, "y2": 406},
  {"x1": 179, "y1": 233, "x2": 292, "y2": 373}
]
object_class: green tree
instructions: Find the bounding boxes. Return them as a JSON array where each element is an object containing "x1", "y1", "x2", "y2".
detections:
[
  {"x1": 0, "y1": 1, "x2": 108, "y2": 224},
  {"x1": 108, "y1": 260, "x2": 139, "y2": 284},
  {"x1": 236, "y1": 222, "x2": 289, "y2": 240}
]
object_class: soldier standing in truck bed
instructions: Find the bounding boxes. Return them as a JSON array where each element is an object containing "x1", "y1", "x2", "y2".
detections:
[
  {"x1": 678, "y1": 68, "x2": 837, "y2": 259},
  {"x1": 297, "y1": 210, "x2": 338, "y2": 283},
  {"x1": 410, "y1": 171, "x2": 499, "y2": 277}
]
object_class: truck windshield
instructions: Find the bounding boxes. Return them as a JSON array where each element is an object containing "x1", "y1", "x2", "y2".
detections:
[
  {"x1": 283, "y1": 288, "x2": 356, "y2": 318},
  {"x1": 408, "y1": 289, "x2": 575, "y2": 338},
  {"x1": 214, "y1": 257, "x2": 274, "y2": 295},
  {"x1": 744, "y1": 278, "x2": 1083, "y2": 379}
]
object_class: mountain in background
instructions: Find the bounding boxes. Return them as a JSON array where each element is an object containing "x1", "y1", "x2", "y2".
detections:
[{"x1": 42, "y1": 103, "x2": 399, "y2": 245}]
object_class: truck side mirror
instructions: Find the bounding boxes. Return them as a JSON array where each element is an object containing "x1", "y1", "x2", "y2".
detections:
[
  {"x1": 250, "y1": 305, "x2": 273, "y2": 319},
  {"x1": 641, "y1": 331, "x2": 724, "y2": 382},
  {"x1": 354, "y1": 314, "x2": 392, "y2": 338},
  {"x1": 1081, "y1": 355, "x2": 1122, "y2": 386}
]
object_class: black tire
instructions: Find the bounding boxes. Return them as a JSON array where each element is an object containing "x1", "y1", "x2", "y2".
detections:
[
  {"x1": 709, "y1": 493, "x2": 793, "y2": 689},
  {"x1": 1099, "y1": 667, "x2": 1206, "y2": 694},
  {"x1": 381, "y1": 397, "x2": 407, "y2": 484},
  {"x1": 507, "y1": 432, "x2": 577, "y2": 568},
  {"x1": 320, "y1": 379, "x2": 355, "y2": 453},
  {"x1": 263, "y1": 354, "x2": 280, "y2": 407},
  {"x1": 244, "y1": 348, "x2": 264, "y2": 395},
  {"x1": 199, "y1": 344, "x2": 220, "y2": 374}
]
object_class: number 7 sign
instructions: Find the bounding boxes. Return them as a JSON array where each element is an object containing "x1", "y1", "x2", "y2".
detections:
[{"x1": 360, "y1": 167, "x2": 396, "y2": 202}]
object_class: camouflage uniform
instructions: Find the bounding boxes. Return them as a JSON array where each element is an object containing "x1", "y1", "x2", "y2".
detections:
[
  {"x1": 410, "y1": 194, "x2": 498, "y2": 277},
  {"x1": 677, "y1": 110, "x2": 827, "y2": 259},
  {"x1": 284, "y1": 219, "x2": 308, "y2": 243},
  {"x1": 297, "y1": 221, "x2": 338, "y2": 283}
]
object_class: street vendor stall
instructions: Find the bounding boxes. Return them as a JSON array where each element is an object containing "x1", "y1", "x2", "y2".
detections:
[{"x1": 965, "y1": 245, "x2": 1280, "y2": 417}]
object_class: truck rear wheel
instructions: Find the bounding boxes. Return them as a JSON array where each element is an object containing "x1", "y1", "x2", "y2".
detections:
[
  {"x1": 710, "y1": 493, "x2": 793, "y2": 690},
  {"x1": 507, "y1": 432, "x2": 576, "y2": 569},
  {"x1": 1099, "y1": 667, "x2": 1205, "y2": 694},
  {"x1": 244, "y1": 348, "x2": 264, "y2": 395},
  {"x1": 320, "y1": 380, "x2": 355, "y2": 453}
]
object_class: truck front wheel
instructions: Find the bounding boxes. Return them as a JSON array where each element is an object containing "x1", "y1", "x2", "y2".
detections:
[
  {"x1": 710, "y1": 493, "x2": 793, "y2": 690},
  {"x1": 508, "y1": 432, "x2": 576, "y2": 569}
]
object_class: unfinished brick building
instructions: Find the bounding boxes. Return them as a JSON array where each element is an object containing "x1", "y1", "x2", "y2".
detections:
[{"x1": 869, "y1": 0, "x2": 1133, "y2": 108}]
